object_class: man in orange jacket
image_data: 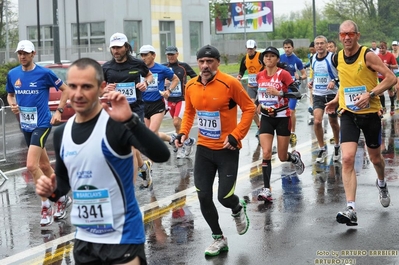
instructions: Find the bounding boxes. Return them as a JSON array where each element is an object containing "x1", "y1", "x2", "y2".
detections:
[{"x1": 175, "y1": 45, "x2": 255, "y2": 257}]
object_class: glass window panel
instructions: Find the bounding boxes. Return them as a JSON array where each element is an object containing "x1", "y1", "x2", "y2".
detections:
[
  {"x1": 124, "y1": 20, "x2": 142, "y2": 52},
  {"x1": 90, "y1": 38, "x2": 105, "y2": 44},
  {"x1": 90, "y1": 22, "x2": 104, "y2": 36},
  {"x1": 190, "y1": 22, "x2": 202, "y2": 56}
]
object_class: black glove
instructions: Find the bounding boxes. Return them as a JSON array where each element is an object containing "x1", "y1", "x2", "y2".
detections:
[
  {"x1": 175, "y1": 133, "x2": 185, "y2": 144},
  {"x1": 228, "y1": 134, "x2": 238, "y2": 148}
]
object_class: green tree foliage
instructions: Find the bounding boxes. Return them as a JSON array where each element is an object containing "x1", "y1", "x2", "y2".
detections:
[
  {"x1": 0, "y1": 62, "x2": 19, "y2": 104},
  {"x1": 322, "y1": 0, "x2": 399, "y2": 42},
  {"x1": 209, "y1": 0, "x2": 230, "y2": 20},
  {"x1": 0, "y1": 0, "x2": 19, "y2": 50}
]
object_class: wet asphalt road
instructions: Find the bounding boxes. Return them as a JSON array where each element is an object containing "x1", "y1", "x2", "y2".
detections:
[{"x1": 1, "y1": 99, "x2": 399, "y2": 265}]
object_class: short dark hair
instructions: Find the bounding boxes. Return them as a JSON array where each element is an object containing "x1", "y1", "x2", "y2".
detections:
[
  {"x1": 283, "y1": 39, "x2": 294, "y2": 47},
  {"x1": 328, "y1": 40, "x2": 336, "y2": 47},
  {"x1": 68, "y1": 58, "x2": 104, "y2": 86}
]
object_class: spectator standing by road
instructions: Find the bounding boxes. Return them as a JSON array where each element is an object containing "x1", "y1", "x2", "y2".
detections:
[
  {"x1": 176, "y1": 45, "x2": 255, "y2": 256},
  {"x1": 255, "y1": 46, "x2": 305, "y2": 202},
  {"x1": 6, "y1": 40, "x2": 70, "y2": 227},
  {"x1": 35, "y1": 58, "x2": 170, "y2": 264},
  {"x1": 161, "y1": 45, "x2": 197, "y2": 158},
  {"x1": 308, "y1": 35, "x2": 341, "y2": 163},
  {"x1": 102, "y1": 32, "x2": 154, "y2": 189},
  {"x1": 326, "y1": 20, "x2": 396, "y2": 226},
  {"x1": 279, "y1": 39, "x2": 307, "y2": 147},
  {"x1": 236, "y1": 39, "x2": 264, "y2": 140}
]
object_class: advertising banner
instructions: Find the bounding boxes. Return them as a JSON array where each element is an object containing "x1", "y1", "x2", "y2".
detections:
[{"x1": 215, "y1": 1, "x2": 274, "y2": 34}]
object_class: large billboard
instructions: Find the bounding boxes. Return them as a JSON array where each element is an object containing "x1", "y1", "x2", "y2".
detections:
[{"x1": 215, "y1": 1, "x2": 274, "y2": 34}]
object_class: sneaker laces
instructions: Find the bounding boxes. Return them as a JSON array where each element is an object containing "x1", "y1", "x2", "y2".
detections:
[{"x1": 317, "y1": 149, "x2": 325, "y2": 158}]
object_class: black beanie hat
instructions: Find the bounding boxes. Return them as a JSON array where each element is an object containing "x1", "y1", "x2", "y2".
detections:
[{"x1": 196, "y1": 45, "x2": 220, "y2": 60}]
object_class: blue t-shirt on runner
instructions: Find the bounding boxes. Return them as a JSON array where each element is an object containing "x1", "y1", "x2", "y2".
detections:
[
  {"x1": 143, "y1": 63, "x2": 174, "y2": 102},
  {"x1": 6, "y1": 64, "x2": 63, "y2": 131},
  {"x1": 280, "y1": 53, "x2": 304, "y2": 80}
]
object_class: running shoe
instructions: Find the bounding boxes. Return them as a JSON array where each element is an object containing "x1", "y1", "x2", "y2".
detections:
[
  {"x1": 204, "y1": 235, "x2": 228, "y2": 256},
  {"x1": 316, "y1": 149, "x2": 327, "y2": 163},
  {"x1": 308, "y1": 106, "x2": 314, "y2": 116},
  {"x1": 336, "y1": 206, "x2": 358, "y2": 226},
  {"x1": 231, "y1": 199, "x2": 249, "y2": 235},
  {"x1": 290, "y1": 133, "x2": 297, "y2": 147},
  {"x1": 169, "y1": 133, "x2": 178, "y2": 152},
  {"x1": 333, "y1": 146, "x2": 341, "y2": 162},
  {"x1": 176, "y1": 147, "x2": 185, "y2": 159},
  {"x1": 40, "y1": 205, "x2": 54, "y2": 227},
  {"x1": 257, "y1": 188, "x2": 272, "y2": 202},
  {"x1": 292, "y1": 150, "x2": 305, "y2": 175},
  {"x1": 272, "y1": 146, "x2": 277, "y2": 155},
  {"x1": 184, "y1": 138, "x2": 196, "y2": 157},
  {"x1": 139, "y1": 160, "x2": 153, "y2": 189},
  {"x1": 376, "y1": 179, "x2": 390, "y2": 207},
  {"x1": 54, "y1": 196, "x2": 72, "y2": 220}
]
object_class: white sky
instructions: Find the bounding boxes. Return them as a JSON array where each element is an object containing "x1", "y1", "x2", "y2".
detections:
[{"x1": 273, "y1": 0, "x2": 326, "y2": 17}]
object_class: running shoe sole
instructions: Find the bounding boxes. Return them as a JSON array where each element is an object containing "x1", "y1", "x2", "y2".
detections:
[{"x1": 336, "y1": 212, "x2": 358, "y2": 226}]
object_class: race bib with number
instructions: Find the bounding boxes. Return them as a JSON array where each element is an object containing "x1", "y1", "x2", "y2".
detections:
[
  {"x1": 169, "y1": 82, "x2": 182, "y2": 97},
  {"x1": 248, "y1": 74, "x2": 257, "y2": 87},
  {"x1": 71, "y1": 189, "x2": 115, "y2": 234},
  {"x1": 19, "y1": 106, "x2": 37, "y2": 131},
  {"x1": 314, "y1": 72, "x2": 329, "y2": 90},
  {"x1": 197, "y1": 111, "x2": 221, "y2": 139},
  {"x1": 143, "y1": 74, "x2": 158, "y2": 92},
  {"x1": 116, "y1": 82, "x2": 137, "y2": 103},
  {"x1": 344, "y1": 85, "x2": 369, "y2": 111},
  {"x1": 258, "y1": 87, "x2": 278, "y2": 107}
]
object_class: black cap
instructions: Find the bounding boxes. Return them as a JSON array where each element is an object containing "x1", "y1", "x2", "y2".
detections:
[
  {"x1": 165, "y1": 46, "x2": 178, "y2": 54},
  {"x1": 309, "y1": 41, "x2": 315, "y2": 48},
  {"x1": 262, "y1": 46, "x2": 280, "y2": 58},
  {"x1": 196, "y1": 45, "x2": 220, "y2": 60}
]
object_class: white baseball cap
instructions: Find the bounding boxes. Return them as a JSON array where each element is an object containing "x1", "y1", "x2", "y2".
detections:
[
  {"x1": 139, "y1": 45, "x2": 156, "y2": 54},
  {"x1": 109, "y1": 33, "x2": 128, "y2": 48},
  {"x1": 15, "y1": 40, "x2": 35, "y2": 53},
  {"x1": 392, "y1": 41, "x2": 398, "y2": 46},
  {"x1": 246, "y1": 39, "x2": 257, "y2": 49}
]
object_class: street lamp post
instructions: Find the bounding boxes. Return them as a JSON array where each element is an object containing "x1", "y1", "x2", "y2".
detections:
[{"x1": 312, "y1": 0, "x2": 316, "y2": 38}]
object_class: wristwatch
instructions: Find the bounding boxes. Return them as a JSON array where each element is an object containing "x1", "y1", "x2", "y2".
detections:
[
  {"x1": 123, "y1": 113, "x2": 140, "y2": 131},
  {"x1": 369, "y1": 91, "x2": 376, "y2": 98},
  {"x1": 56, "y1": 107, "x2": 64, "y2": 114},
  {"x1": 279, "y1": 91, "x2": 284, "y2": 97}
]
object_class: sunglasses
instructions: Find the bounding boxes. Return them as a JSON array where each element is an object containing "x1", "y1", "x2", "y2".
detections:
[{"x1": 339, "y1": 32, "x2": 357, "y2": 38}]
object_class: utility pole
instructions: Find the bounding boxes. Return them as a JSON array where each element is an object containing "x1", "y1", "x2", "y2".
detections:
[
  {"x1": 76, "y1": 0, "x2": 81, "y2": 58},
  {"x1": 36, "y1": 0, "x2": 41, "y2": 61},
  {"x1": 52, "y1": 0, "x2": 61, "y2": 63},
  {"x1": 5, "y1": 0, "x2": 9, "y2": 62},
  {"x1": 312, "y1": 0, "x2": 316, "y2": 38}
]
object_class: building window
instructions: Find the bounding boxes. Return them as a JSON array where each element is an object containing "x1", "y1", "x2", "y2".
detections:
[
  {"x1": 124, "y1": 20, "x2": 142, "y2": 55},
  {"x1": 189, "y1": 22, "x2": 202, "y2": 56},
  {"x1": 159, "y1": 21, "x2": 175, "y2": 63},
  {"x1": 27, "y1": 25, "x2": 53, "y2": 52},
  {"x1": 71, "y1": 22, "x2": 105, "y2": 53}
]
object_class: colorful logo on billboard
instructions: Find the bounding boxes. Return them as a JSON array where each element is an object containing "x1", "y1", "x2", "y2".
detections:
[{"x1": 215, "y1": 1, "x2": 274, "y2": 34}]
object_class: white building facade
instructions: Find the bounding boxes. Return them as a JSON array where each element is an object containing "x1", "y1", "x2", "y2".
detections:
[{"x1": 17, "y1": 0, "x2": 210, "y2": 64}]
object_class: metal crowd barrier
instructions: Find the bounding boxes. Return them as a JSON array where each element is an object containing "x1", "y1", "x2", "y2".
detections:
[{"x1": 0, "y1": 98, "x2": 8, "y2": 186}]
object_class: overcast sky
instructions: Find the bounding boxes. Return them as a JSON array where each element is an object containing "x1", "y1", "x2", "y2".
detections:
[{"x1": 273, "y1": 0, "x2": 326, "y2": 17}]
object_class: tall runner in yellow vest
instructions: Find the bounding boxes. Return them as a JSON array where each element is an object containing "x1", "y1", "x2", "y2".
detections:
[
  {"x1": 325, "y1": 20, "x2": 396, "y2": 226},
  {"x1": 237, "y1": 40, "x2": 264, "y2": 141}
]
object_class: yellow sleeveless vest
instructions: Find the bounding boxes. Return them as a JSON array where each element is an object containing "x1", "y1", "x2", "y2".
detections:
[{"x1": 338, "y1": 46, "x2": 380, "y2": 114}]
